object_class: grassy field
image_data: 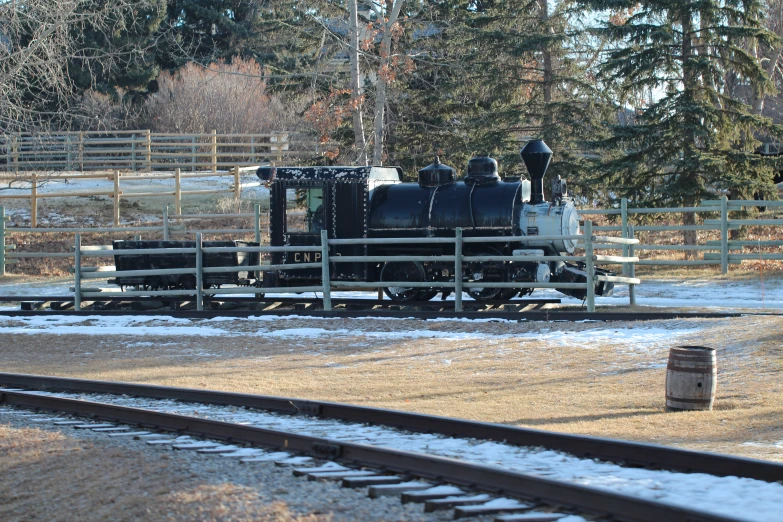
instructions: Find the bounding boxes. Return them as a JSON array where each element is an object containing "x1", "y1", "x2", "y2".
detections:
[{"x1": 0, "y1": 314, "x2": 781, "y2": 462}]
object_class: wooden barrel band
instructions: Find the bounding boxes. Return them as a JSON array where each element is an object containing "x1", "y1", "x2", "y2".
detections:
[
  {"x1": 665, "y1": 395, "x2": 713, "y2": 404},
  {"x1": 666, "y1": 365, "x2": 717, "y2": 374},
  {"x1": 668, "y1": 354, "x2": 715, "y2": 362}
]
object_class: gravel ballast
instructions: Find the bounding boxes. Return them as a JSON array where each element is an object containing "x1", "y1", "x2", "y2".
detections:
[{"x1": 0, "y1": 409, "x2": 464, "y2": 522}]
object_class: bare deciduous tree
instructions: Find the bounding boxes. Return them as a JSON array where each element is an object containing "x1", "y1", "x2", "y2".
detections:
[
  {"x1": 0, "y1": 0, "x2": 161, "y2": 133},
  {"x1": 369, "y1": 0, "x2": 405, "y2": 165},
  {"x1": 348, "y1": 0, "x2": 369, "y2": 165}
]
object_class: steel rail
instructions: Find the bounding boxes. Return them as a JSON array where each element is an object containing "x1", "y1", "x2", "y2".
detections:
[
  {"x1": 0, "y1": 390, "x2": 745, "y2": 522},
  {"x1": 1, "y1": 373, "x2": 780, "y2": 484},
  {"x1": 0, "y1": 295, "x2": 562, "y2": 305},
  {"x1": 0, "y1": 309, "x2": 747, "y2": 320}
]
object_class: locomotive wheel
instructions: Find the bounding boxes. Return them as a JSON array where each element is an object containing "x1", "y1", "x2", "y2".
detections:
[
  {"x1": 465, "y1": 247, "x2": 508, "y2": 301},
  {"x1": 467, "y1": 286, "x2": 503, "y2": 301},
  {"x1": 418, "y1": 290, "x2": 439, "y2": 301},
  {"x1": 381, "y1": 261, "x2": 432, "y2": 302},
  {"x1": 177, "y1": 274, "x2": 197, "y2": 290},
  {"x1": 142, "y1": 276, "x2": 165, "y2": 291}
]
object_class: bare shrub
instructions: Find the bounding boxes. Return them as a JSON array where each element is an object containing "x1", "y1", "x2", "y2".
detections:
[
  {"x1": 74, "y1": 90, "x2": 141, "y2": 131},
  {"x1": 143, "y1": 59, "x2": 298, "y2": 134}
]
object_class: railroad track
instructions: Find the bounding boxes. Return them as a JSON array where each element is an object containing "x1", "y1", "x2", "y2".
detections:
[
  {"x1": 2, "y1": 374, "x2": 781, "y2": 522},
  {"x1": 0, "y1": 295, "x2": 749, "y2": 321}
]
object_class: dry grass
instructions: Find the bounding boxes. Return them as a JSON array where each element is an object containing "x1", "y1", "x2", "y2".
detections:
[
  {"x1": 0, "y1": 424, "x2": 333, "y2": 521},
  {"x1": 1, "y1": 315, "x2": 781, "y2": 462}
]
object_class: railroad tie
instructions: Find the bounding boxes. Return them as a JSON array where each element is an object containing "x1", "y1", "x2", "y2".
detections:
[
  {"x1": 342, "y1": 475, "x2": 403, "y2": 487},
  {"x1": 453, "y1": 498, "x2": 533, "y2": 519},
  {"x1": 240, "y1": 451, "x2": 292, "y2": 462},
  {"x1": 424, "y1": 494, "x2": 492, "y2": 512},
  {"x1": 495, "y1": 513, "x2": 566, "y2": 522},
  {"x1": 401, "y1": 485, "x2": 465, "y2": 503},
  {"x1": 368, "y1": 481, "x2": 433, "y2": 498}
]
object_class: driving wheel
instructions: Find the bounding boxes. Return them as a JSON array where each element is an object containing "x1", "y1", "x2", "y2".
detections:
[{"x1": 381, "y1": 261, "x2": 432, "y2": 302}]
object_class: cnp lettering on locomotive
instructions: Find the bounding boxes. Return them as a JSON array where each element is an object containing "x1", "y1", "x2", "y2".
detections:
[{"x1": 293, "y1": 252, "x2": 322, "y2": 263}]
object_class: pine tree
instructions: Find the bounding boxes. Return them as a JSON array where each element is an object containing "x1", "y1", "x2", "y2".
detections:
[
  {"x1": 582, "y1": 0, "x2": 783, "y2": 210},
  {"x1": 160, "y1": 0, "x2": 266, "y2": 69},
  {"x1": 68, "y1": 0, "x2": 167, "y2": 99},
  {"x1": 386, "y1": 1, "x2": 611, "y2": 185}
]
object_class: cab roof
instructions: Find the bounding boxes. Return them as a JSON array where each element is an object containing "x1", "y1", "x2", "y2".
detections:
[{"x1": 257, "y1": 165, "x2": 402, "y2": 182}]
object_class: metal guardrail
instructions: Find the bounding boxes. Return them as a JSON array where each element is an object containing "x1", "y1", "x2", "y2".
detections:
[
  {"x1": 70, "y1": 222, "x2": 640, "y2": 313},
  {"x1": 580, "y1": 196, "x2": 783, "y2": 274},
  {"x1": 0, "y1": 204, "x2": 266, "y2": 277}
]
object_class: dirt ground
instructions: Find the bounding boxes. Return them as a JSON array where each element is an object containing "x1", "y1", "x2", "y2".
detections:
[{"x1": 1, "y1": 314, "x2": 782, "y2": 463}]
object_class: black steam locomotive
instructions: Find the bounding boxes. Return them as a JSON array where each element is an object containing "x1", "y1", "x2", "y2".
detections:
[{"x1": 257, "y1": 140, "x2": 613, "y2": 301}]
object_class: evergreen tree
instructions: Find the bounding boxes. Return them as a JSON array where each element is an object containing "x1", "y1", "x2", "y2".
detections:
[
  {"x1": 160, "y1": 0, "x2": 266, "y2": 69},
  {"x1": 582, "y1": 0, "x2": 782, "y2": 209},
  {"x1": 68, "y1": 0, "x2": 167, "y2": 99},
  {"x1": 386, "y1": 1, "x2": 611, "y2": 185}
]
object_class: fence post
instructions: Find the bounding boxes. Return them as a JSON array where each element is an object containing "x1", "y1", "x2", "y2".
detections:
[
  {"x1": 720, "y1": 195, "x2": 729, "y2": 274},
  {"x1": 174, "y1": 167, "x2": 182, "y2": 215},
  {"x1": 30, "y1": 173, "x2": 37, "y2": 228},
  {"x1": 454, "y1": 227, "x2": 463, "y2": 312},
  {"x1": 113, "y1": 170, "x2": 121, "y2": 226},
  {"x1": 145, "y1": 130, "x2": 152, "y2": 171},
  {"x1": 0, "y1": 206, "x2": 5, "y2": 276},
  {"x1": 584, "y1": 220, "x2": 595, "y2": 312},
  {"x1": 66, "y1": 134, "x2": 72, "y2": 170},
  {"x1": 131, "y1": 133, "x2": 137, "y2": 171},
  {"x1": 320, "y1": 229, "x2": 332, "y2": 311},
  {"x1": 211, "y1": 129, "x2": 217, "y2": 173},
  {"x1": 276, "y1": 133, "x2": 284, "y2": 165},
  {"x1": 251, "y1": 136, "x2": 256, "y2": 164},
  {"x1": 254, "y1": 203, "x2": 261, "y2": 243},
  {"x1": 196, "y1": 232, "x2": 204, "y2": 311},
  {"x1": 74, "y1": 233, "x2": 82, "y2": 311},
  {"x1": 12, "y1": 135, "x2": 18, "y2": 175},
  {"x1": 628, "y1": 224, "x2": 636, "y2": 307},
  {"x1": 163, "y1": 206, "x2": 170, "y2": 241},
  {"x1": 78, "y1": 132, "x2": 84, "y2": 171},
  {"x1": 233, "y1": 165, "x2": 240, "y2": 204},
  {"x1": 190, "y1": 136, "x2": 196, "y2": 172},
  {"x1": 621, "y1": 197, "x2": 628, "y2": 276}
]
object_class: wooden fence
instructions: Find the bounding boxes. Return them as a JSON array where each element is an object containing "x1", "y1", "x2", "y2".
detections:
[
  {"x1": 0, "y1": 166, "x2": 260, "y2": 227},
  {"x1": 70, "y1": 225, "x2": 639, "y2": 312},
  {"x1": 580, "y1": 196, "x2": 783, "y2": 274},
  {"x1": 0, "y1": 130, "x2": 329, "y2": 173}
]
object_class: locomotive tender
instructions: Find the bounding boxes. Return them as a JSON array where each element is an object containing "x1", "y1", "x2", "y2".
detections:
[{"x1": 257, "y1": 140, "x2": 613, "y2": 301}]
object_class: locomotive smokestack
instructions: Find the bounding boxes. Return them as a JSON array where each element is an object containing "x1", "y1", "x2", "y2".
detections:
[{"x1": 520, "y1": 140, "x2": 552, "y2": 205}]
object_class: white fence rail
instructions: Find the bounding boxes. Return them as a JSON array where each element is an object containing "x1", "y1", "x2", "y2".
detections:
[
  {"x1": 69, "y1": 223, "x2": 639, "y2": 313},
  {"x1": 0, "y1": 204, "x2": 266, "y2": 277},
  {"x1": 580, "y1": 196, "x2": 783, "y2": 274}
]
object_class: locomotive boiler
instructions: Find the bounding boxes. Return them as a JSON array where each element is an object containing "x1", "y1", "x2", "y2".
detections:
[{"x1": 257, "y1": 140, "x2": 613, "y2": 301}]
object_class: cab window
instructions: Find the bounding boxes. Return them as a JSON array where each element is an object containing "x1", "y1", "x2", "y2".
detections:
[{"x1": 287, "y1": 187, "x2": 324, "y2": 233}]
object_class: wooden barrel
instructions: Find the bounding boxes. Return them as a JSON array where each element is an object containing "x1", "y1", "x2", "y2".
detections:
[{"x1": 665, "y1": 346, "x2": 717, "y2": 411}]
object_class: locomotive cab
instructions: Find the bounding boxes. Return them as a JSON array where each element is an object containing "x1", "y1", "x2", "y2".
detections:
[{"x1": 257, "y1": 165, "x2": 401, "y2": 288}]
